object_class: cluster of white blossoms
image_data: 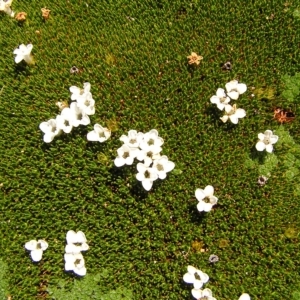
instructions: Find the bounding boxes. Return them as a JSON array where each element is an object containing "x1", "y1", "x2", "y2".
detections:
[
  {"x1": 195, "y1": 185, "x2": 218, "y2": 212},
  {"x1": 39, "y1": 82, "x2": 111, "y2": 143},
  {"x1": 25, "y1": 239, "x2": 48, "y2": 262},
  {"x1": 114, "y1": 129, "x2": 175, "y2": 191},
  {"x1": 210, "y1": 80, "x2": 247, "y2": 124},
  {"x1": 255, "y1": 129, "x2": 279, "y2": 153},
  {"x1": 0, "y1": 0, "x2": 14, "y2": 17},
  {"x1": 64, "y1": 230, "x2": 89, "y2": 276},
  {"x1": 183, "y1": 265, "x2": 251, "y2": 300}
]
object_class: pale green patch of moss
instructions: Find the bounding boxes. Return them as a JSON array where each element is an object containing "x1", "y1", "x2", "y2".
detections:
[{"x1": 48, "y1": 271, "x2": 133, "y2": 300}]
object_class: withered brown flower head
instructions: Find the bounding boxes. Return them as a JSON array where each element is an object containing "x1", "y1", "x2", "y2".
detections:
[
  {"x1": 15, "y1": 12, "x2": 27, "y2": 21},
  {"x1": 187, "y1": 52, "x2": 203, "y2": 66},
  {"x1": 41, "y1": 8, "x2": 51, "y2": 20}
]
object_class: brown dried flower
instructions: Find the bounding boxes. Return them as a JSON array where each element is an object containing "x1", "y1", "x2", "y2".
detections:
[
  {"x1": 187, "y1": 52, "x2": 203, "y2": 66},
  {"x1": 41, "y1": 8, "x2": 50, "y2": 20},
  {"x1": 15, "y1": 12, "x2": 27, "y2": 22}
]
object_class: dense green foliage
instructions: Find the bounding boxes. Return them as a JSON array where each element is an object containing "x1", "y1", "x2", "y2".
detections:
[{"x1": 0, "y1": 0, "x2": 299, "y2": 299}]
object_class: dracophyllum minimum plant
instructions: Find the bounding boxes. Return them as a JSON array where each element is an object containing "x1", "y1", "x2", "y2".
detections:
[
  {"x1": 195, "y1": 185, "x2": 218, "y2": 212},
  {"x1": 0, "y1": 0, "x2": 14, "y2": 17},
  {"x1": 25, "y1": 239, "x2": 48, "y2": 262},
  {"x1": 255, "y1": 130, "x2": 279, "y2": 153},
  {"x1": 13, "y1": 44, "x2": 34, "y2": 64},
  {"x1": 220, "y1": 104, "x2": 246, "y2": 124}
]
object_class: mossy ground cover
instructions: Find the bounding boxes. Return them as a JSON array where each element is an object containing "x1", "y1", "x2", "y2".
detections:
[{"x1": 0, "y1": 0, "x2": 299, "y2": 299}]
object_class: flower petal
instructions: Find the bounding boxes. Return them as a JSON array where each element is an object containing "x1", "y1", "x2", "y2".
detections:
[
  {"x1": 142, "y1": 180, "x2": 153, "y2": 191},
  {"x1": 25, "y1": 240, "x2": 37, "y2": 251},
  {"x1": 193, "y1": 279, "x2": 203, "y2": 289},
  {"x1": 30, "y1": 249, "x2": 43, "y2": 262},
  {"x1": 255, "y1": 141, "x2": 266, "y2": 151},
  {"x1": 237, "y1": 83, "x2": 247, "y2": 94},
  {"x1": 203, "y1": 185, "x2": 214, "y2": 196},
  {"x1": 239, "y1": 294, "x2": 251, "y2": 300},
  {"x1": 74, "y1": 266, "x2": 87, "y2": 276},
  {"x1": 191, "y1": 288, "x2": 202, "y2": 299},
  {"x1": 195, "y1": 189, "x2": 205, "y2": 201},
  {"x1": 66, "y1": 230, "x2": 77, "y2": 244},
  {"x1": 265, "y1": 144, "x2": 273, "y2": 153},
  {"x1": 183, "y1": 272, "x2": 195, "y2": 284},
  {"x1": 210, "y1": 95, "x2": 220, "y2": 104},
  {"x1": 227, "y1": 91, "x2": 239, "y2": 100}
]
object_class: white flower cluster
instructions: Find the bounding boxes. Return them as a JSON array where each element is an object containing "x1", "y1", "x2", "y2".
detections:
[
  {"x1": 0, "y1": 0, "x2": 14, "y2": 17},
  {"x1": 210, "y1": 80, "x2": 247, "y2": 124},
  {"x1": 25, "y1": 231, "x2": 89, "y2": 276},
  {"x1": 64, "y1": 230, "x2": 89, "y2": 276},
  {"x1": 183, "y1": 265, "x2": 251, "y2": 300},
  {"x1": 114, "y1": 129, "x2": 175, "y2": 191},
  {"x1": 39, "y1": 82, "x2": 111, "y2": 143}
]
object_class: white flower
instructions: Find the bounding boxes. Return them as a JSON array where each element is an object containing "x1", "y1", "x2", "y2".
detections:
[
  {"x1": 65, "y1": 230, "x2": 89, "y2": 254},
  {"x1": 210, "y1": 88, "x2": 231, "y2": 110},
  {"x1": 69, "y1": 102, "x2": 90, "y2": 127},
  {"x1": 192, "y1": 288, "x2": 217, "y2": 300},
  {"x1": 39, "y1": 117, "x2": 62, "y2": 143},
  {"x1": 25, "y1": 239, "x2": 48, "y2": 262},
  {"x1": 0, "y1": 0, "x2": 14, "y2": 17},
  {"x1": 139, "y1": 129, "x2": 164, "y2": 151},
  {"x1": 225, "y1": 80, "x2": 247, "y2": 100},
  {"x1": 114, "y1": 144, "x2": 139, "y2": 167},
  {"x1": 239, "y1": 294, "x2": 250, "y2": 300},
  {"x1": 152, "y1": 155, "x2": 175, "y2": 179},
  {"x1": 220, "y1": 104, "x2": 246, "y2": 124},
  {"x1": 120, "y1": 130, "x2": 144, "y2": 148},
  {"x1": 87, "y1": 124, "x2": 111, "y2": 142},
  {"x1": 136, "y1": 162, "x2": 158, "y2": 191},
  {"x1": 183, "y1": 265, "x2": 209, "y2": 289},
  {"x1": 255, "y1": 130, "x2": 278, "y2": 153},
  {"x1": 195, "y1": 185, "x2": 218, "y2": 212},
  {"x1": 136, "y1": 145, "x2": 162, "y2": 166},
  {"x1": 64, "y1": 253, "x2": 87, "y2": 276},
  {"x1": 69, "y1": 82, "x2": 91, "y2": 102},
  {"x1": 13, "y1": 44, "x2": 34, "y2": 64},
  {"x1": 56, "y1": 108, "x2": 73, "y2": 133},
  {"x1": 77, "y1": 93, "x2": 95, "y2": 115}
]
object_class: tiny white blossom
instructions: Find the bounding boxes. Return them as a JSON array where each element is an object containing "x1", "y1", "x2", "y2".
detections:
[
  {"x1": 255, "y1": 130, "x2": 278, "y2": 153},
  {"x1": 239, "y1": 294, "x2": 250, "y2": 300},
  {"x1": 69, "y1": 102, "x2": 90, "y2": 127},
  {"x1": 0, "y1": 0, "x2": 14, "y2": 17},
  {"x1": 39, "y1": 117, "x2": 62, "y2": 143},
  {"x1": 64, "y1": 253, "x2": 87, "y2": 276},
  {"x1": 87, "y1": 124, "x2": 111, "y2": 142},
  {"x1": 210, "y1": 88, "x2": 231, "y2": 110},
  {"x1": 120, "y1": 130, "x2": 144, "y2": 148},
  {"x1": 152, "y1": 155, "x2": 175, "y2": 179},
  {"x1": 225, "y1": 80, "x2": 247, "y2": 100},
  {"x1": 65, "y1": 230, "x2": 89, "y2": 254},
  {"x1": 77, "y1": 93, "x2": 95, "y2": 115},
  {"x1": 69, "y1": 82, "x2": 91, "y2": 102},
  {"x1": 139, "y1": 129, "x2": 164, "y2": 151},
  {"x1": 114, "y1": 144, "x2": 139, "y2": 167},
  {"x1": 136, "y1": 145, "x2": 162, "y2": 166},
  {"x1": 136, "y1": 162, "x2": 158, "y2": 191},
  {"x1": 220, "y1": 104, "x2": 246, "y2": 124},
  {"x1": 195, "y1": 185, "x2": 218, "y2": 212},
  {"x1": 13, "y1": 44, "x2": 34, "y2": 64},
  {"x1": 183, "y1": 265, "x2": 209, "y2": 289},
  {"x1": 192, "y1": 288, "x2": 217, "y2": 300},
  {"x1": 25, "y1": 239, "x2": 48, "y2": 262},
  {"x1": 56, "y1": 108, "x2": 73, "y2": 133}
]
